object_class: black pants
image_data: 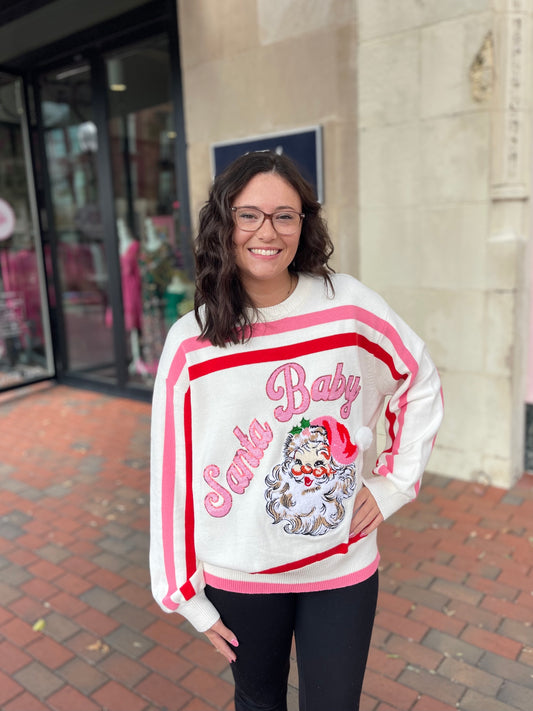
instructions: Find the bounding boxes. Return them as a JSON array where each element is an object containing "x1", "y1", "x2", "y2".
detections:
[{"x1": 205, "y1": 571, "x2": 378, "y2": 711}]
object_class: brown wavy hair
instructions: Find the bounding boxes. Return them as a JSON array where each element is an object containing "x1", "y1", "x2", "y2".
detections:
[{"x1": 194, "y1": 151, "x2": 334, "y2": 346}]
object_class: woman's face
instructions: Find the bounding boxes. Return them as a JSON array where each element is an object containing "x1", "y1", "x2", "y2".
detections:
[{"x1": 232, "y1": 172, "x2": 302, "y2": 298}]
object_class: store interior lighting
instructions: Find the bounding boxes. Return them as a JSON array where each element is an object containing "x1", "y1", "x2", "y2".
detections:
[{"x1": 108, "y1": 58, "x2": 126, "y2": 92}]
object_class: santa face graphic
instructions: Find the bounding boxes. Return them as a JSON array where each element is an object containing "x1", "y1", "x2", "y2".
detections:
[
  {"x1": 265, "y1": 418, "x2": 369, "y2": 536},
  {"x1": 290, "y1": 442, "x2": 333, "y2": 489}
]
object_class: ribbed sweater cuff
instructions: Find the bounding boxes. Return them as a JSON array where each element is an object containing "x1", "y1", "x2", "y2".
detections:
[{"x1": 176, "y1": 591, "x2": 220, "y2": 633}]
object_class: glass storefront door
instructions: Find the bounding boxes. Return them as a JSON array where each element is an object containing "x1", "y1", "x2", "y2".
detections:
[
  {"x1": 0, "y1": 71, "x2": 54, "y2": 389},
  {"x1": 39, "y1": 61, "x2": 116, "y2": 382}
]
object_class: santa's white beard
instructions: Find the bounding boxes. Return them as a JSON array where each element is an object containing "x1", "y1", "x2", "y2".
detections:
[{"x1": 265, "y1": 468, "x2": 356, "y2": 536}]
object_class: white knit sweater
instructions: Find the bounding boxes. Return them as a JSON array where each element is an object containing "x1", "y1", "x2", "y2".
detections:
[{"x1": 150, "y1": 274, "x2": 443, "y2": 631}]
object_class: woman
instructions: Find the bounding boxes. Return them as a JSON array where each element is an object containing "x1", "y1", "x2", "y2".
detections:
[{"x1": 150, "y1": 151, "x2": 443, "y2": 711}]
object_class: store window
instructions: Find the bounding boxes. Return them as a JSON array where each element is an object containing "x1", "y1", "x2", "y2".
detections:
[
  {"x1": 106, "y1": 34, "x2": 194, "y2": 386},
  {"x1": 0, "y1": 72, "x2": 53, "y2": 389}
]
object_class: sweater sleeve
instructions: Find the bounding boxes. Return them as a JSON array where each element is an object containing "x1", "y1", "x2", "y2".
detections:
[
  {"x1": 363, "y1": 308, "x2": 444, "y2": 521},
  {"x1": 149, "y1": 324, "x2": 220, "y2": 632}
]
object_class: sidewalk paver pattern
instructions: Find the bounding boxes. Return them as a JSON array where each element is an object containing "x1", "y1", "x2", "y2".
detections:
[{"x1": 0, "y1": 384, "x2": 532, "y2": 711}]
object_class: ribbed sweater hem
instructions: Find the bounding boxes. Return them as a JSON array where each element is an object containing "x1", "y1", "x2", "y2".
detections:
[{"x1": 204, "y1": 553, "x2": 380, "y2": 594}]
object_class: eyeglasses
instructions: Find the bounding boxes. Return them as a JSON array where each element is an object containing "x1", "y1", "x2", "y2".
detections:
[{"x1": 232, "y1": 207, "x2": 305, "y2": 235}]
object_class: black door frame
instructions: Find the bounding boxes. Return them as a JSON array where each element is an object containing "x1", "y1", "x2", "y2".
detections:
[{"x1": 3, "y1": 0, "x2": 190, "y2": 400}]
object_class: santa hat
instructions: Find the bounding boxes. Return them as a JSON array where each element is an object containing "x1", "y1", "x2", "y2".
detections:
[{"x1": 311, "y1": 416, "x2": 372, "y2": 465}]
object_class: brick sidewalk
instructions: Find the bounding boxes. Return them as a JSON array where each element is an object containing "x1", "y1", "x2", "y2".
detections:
[{"x1": 0, "y1": 384, "x2": 532, "y2": 711}]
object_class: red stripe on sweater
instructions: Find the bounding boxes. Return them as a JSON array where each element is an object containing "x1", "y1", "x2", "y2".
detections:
[
  {"x1": 256, "y1": 532, "x2": 364, "y2": 574},
  {"x1": 183, "y1": 389, "x2": 196, "y2": 582},
  {"x1": 180, "y1": 580, "x2": 196, "y2": 601},
  {"x1": 189, "y1": 332, "x2": 405, "y2": 382}
]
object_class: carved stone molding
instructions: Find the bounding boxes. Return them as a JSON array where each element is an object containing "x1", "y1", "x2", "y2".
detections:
[{"x1": 491, "y1": 0, "x2": 531, "y2": 200}]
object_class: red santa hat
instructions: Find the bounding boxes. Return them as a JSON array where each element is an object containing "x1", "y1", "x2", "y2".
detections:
[{"x1": 311, "y1": 416, "x2": 372, "y2": 466}]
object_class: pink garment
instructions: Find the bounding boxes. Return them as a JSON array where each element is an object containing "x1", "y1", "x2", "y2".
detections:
[
  {"x1": 2, "y1": 249, "x2": 42, "y2": 341},
  {"x1": 120, "y1": 240, "x2": 142, "y2": 332},
  {"x1": 60, "y1": 243, "x2": 95, "y2": 291}
]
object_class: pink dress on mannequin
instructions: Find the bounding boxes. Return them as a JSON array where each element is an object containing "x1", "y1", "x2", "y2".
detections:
[{"x1": 120, "y1": 240, "x2": 142, "y2": 332}]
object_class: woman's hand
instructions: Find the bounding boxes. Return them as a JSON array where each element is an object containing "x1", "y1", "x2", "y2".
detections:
[
  {"x1": 204, "y1": 618, "x2": 239, "y2": 663},
  {"x1": 350, "y1": 486, "x2": 383, "y2": 539}
]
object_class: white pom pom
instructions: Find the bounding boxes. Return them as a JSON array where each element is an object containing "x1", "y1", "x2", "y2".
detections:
[{"x1": 355, "y1": 426, "x2": 373, "y2": 452}]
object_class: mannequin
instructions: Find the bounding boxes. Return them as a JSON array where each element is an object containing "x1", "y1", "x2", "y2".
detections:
[
  {"x1": 140, "y1": 217, "x2": 174, "y2": 376},
  {"x1": 117, "y1": 217, "x2": 134, "y2": 256},
  {"x1": 164, "y1": 271, "x2": 187, "y2": 326},
  {"x1": 144, "y1": 217, "x2": 162, "y2": 253},
  {"x1": 116, "y1": 218, "x2": 144, "y2": 375}
]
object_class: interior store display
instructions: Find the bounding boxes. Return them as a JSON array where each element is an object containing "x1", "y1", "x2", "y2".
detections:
[
  {"x1": 0, "y1": 73, "x2": 53, "y2": 388},
  {"x1": 105, "y1": 35, "x2": 194, "y2": 385}
]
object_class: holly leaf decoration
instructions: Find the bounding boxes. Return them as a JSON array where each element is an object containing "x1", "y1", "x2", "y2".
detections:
[{"x1": 290, "y1": 418, "x2": 311, "y2": 435}]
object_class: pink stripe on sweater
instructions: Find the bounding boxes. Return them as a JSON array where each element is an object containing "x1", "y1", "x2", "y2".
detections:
[
  {"x1": 161, "y1": 376, "x2": 179, "y2": 610},
  {"x1": 248, "y1": 305, "x2": 389, "y2": 339}
]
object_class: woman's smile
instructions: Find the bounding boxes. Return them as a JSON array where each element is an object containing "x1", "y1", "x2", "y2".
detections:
[{"x1": 248, "y1": 247, "x2": 282, "y2": 256}]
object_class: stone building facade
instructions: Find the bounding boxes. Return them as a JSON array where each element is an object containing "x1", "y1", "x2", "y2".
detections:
[{"x1": 178, "y1": 0, "x2": 533, "y2": 488}]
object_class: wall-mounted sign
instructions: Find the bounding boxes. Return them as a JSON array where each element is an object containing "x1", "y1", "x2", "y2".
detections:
[
  {"x1": 0, "y1": 198, "x2": 15, "y2": 241},
  {"x1": 212, "y1": 126, "x2": 324, "y2": 203}
]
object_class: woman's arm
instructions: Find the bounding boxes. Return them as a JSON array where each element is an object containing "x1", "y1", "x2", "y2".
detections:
[
  {"x1": 149, "y1": 324, "x2": 221, "y2": 632},
  {"x1": 361, "y1": 310, "x2": 444, "y2": 521}
]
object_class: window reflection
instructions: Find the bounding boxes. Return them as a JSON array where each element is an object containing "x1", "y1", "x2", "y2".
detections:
[{"x1": 106, "y1": 35, "x2": 193, "y2": 386}]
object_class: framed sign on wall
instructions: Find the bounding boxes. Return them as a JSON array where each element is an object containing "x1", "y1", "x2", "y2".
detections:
[{"x1": 211, "y1": 126, "x2": 324, "y2": 203}]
